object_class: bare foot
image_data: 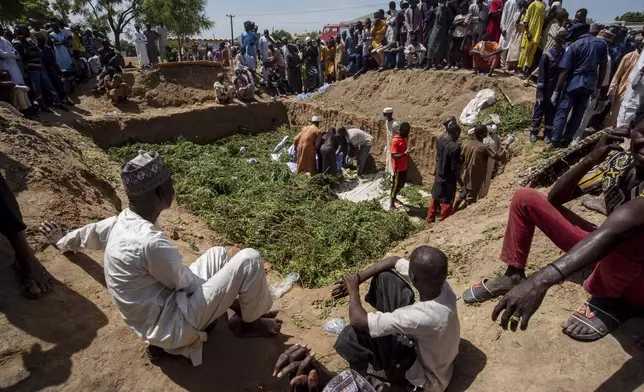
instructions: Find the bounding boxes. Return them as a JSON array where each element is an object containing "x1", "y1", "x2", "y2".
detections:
[
  {"x1": 230, "y1": 314, "x2": 283, "y2": 338},
  {"x1": 14, "y1": 256, "x2": 54, "y2": 299}
]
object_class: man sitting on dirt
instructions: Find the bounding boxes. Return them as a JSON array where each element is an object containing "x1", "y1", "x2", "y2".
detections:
[
  {"x1": 104, "y1": 66, "x2": 131, "y2": 104},
  {"x1": 453, "y1": 125, "x2": 502, "y2": 212},
  {"x1": 39, "y1": 151, "x2": 281, "y2": 366},
  {"x1": 331, "y1": 246, "x2": 460, "y2": 392},
  {"x1": 463, "y1": 122, "x2": 644, "y2": 342},
  {"x1": 233, "y1": 68, "x2": 254, "y2": 101},
  {"x1": 214, "y1": 74, "x2": 234, "y2": 104}
]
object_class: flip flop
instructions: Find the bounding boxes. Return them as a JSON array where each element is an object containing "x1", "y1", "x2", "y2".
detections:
[
  {"x1": 564, "y1": 297, "x2": 636, "y2": 342},
  {"x1": 462, "y1": 279, "x2": 507, "y2": 304}
]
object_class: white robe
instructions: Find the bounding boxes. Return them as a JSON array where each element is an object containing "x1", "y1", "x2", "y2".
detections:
[
  {"x1": 56, "y1": 208, "x2": 273, "y2": 367},
  {"x1": 134, "y1": 32, "x2": 150, "y2": 67},
  {"x1": 617, "y1": 49, "x2": 644, "y2": 128},
  {"x1": 385, "y1": 119, "x2": 395, "y2": 176},
  {"x1": 386, "y1": 10, "x2": 399, "y2": 45},
  {"x1": 0, "y1": 37, "x2": 24, "y2": 85},
  {"x1": 498, "y1": 0, "x2": 518, "y2": 51}
]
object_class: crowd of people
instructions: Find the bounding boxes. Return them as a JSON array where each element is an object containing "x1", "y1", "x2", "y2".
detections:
[
  {"x1": 0, "y1": 19, "x2": 133, "y2": 116},
  {"x1": 230, "y1": 0, "x2": 643, "y2": 150}
]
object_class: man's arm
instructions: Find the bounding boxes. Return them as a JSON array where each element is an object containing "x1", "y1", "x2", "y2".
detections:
[
  {"x1": 332, "y1": 256, "x2": 399, "y2": 299},
  {"x1": 547, "y1": 130, "x2": 627, "y2": 206},
  {"x1": 493, "y1": 196, "x2": 644, "y2": 331},
  {"x1": 345, "y1": 274, "x2": 369, "y2": 331}
]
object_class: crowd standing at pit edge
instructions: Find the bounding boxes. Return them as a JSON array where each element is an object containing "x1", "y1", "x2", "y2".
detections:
[{"x1": 1, "y1": 1, "x2": 644, "y2": 392}]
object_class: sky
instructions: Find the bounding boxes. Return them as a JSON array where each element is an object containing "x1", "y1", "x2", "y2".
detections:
[{"x1": 206, "y1": 0, "x2": 643, "y2": 40}]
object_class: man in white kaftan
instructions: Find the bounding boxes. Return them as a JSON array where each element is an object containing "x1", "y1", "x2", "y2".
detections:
[
  {"x1": 618, "y1": 48, "x2": 644, "y2": 129},
  {"x1": 43, "y1": 151, "x2": 277, "y2": 367}
]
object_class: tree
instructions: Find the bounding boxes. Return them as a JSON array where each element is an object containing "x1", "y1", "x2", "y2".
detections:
[
  {"x1": 271, "y1": 29, "x2": 293, "y2": 43},
  {"x1": 140, "y1": 0, "x2": 213, "y2": 57},
  {"x1": 73, "y1": 0, "x2": 141, "y2": 51},
  {"x1": 0, "y1": 0, "x2": 56, "y2": 27},
  {"x1": 615, "y1": 12, "x2": 644, "y2": 23},
  {"x1": 306, "y1": 30, "x2": 320, "y2": 41}
]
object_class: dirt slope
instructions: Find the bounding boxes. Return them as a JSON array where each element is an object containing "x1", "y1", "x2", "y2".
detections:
[{"x1": 0, "y1": 67, "x2": 642, "y2": 392}]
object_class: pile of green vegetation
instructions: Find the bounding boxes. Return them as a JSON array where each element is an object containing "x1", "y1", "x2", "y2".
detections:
[
  {"x1": 108, "y1": 126, "x2": 421, "y2": 288},
  {"x1": 478, "y1": 99, "x2": 532, "y2": 135}
]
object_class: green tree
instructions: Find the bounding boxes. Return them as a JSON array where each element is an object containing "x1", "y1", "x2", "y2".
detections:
[
  {"x1": 271, "y1": 29, "x2": 293, "y2": 43},
  {"x1": 140, "y1": 0, "x2": 213, "y2": 56},
  {"x1": 306, "y1": 30, "x2": 320, "y2": 41},
  {"x1": 0, "y1": 0, "x2": 56, "y2": 27},
  {"x1": 615, "y1": 12, "x2": 644, "y2": 23},
  {"x1": 73, "y1": 0, "x2": 141, "y2": 51}
]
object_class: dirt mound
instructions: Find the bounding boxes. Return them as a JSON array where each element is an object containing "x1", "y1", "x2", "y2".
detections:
[
  {"x1": 0, "y1": 110, "x2": 121, "y2": 247},
  {"x1": 132, "y1": 66, "x2": 227, "y2": 108},
  {"x1": 313, "y1": 70, "x2": 534, "y2": 129}
]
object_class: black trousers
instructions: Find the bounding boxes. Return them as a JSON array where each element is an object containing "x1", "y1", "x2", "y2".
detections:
[
  {"x1": 334, "y1": 271, "x2": 416, "y2": 384},
  {"x1": 391, "y1": 170, "x2": 408, "y2": 204}
]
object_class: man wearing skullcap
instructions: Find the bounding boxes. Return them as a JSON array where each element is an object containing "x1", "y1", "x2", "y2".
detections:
[
  {"x1": 40, "y1": 151, "x2": 280, "y2": 366},
  {"x1": 383, "y1": 107, "x2": 396, "y2": 176},
  {"x1": 294, "y1": 117, "x2": 324, "y2": 174},
  {"x1": 550, "y1": 23, "x2": 609, "y2": 148}
]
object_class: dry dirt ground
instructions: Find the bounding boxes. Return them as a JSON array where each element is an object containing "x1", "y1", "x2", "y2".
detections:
[{"x1": 0, "y1": 67, "x2": 642, "y2": 392}]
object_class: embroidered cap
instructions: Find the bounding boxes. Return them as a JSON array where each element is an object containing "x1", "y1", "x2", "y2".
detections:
[{"x1": 120, "y1": 151, "x2": 171, "y2": 196}]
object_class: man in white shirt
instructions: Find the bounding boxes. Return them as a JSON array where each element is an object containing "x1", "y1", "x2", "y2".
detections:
[
  {"x1": 258, "y1": 29, "x2": 271, "y2": 64},
  {"x1": 404, "y1": 34, "x2": 426, "y2": 68},
  {"x1": 383, "y1": 107, "x2": 398, "y2": 177},
  {"x1": 332, "y1": 246, "x2": 460, "y2": 392},
  {"x1": 39, "y1": 151, "x2": 280, "y2": 367},
  {"x1": 338, "y1": 127, "x2": 373, "y2": 176}
]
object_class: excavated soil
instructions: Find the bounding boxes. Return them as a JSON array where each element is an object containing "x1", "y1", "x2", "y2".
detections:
[{"x1": 0, "y1": 66, "x2": 642, "y2": 392}]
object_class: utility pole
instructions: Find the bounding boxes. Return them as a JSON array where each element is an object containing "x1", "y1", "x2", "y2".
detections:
[{"x1": 226, "y1": 14, "x2": 235, "y2": 44}]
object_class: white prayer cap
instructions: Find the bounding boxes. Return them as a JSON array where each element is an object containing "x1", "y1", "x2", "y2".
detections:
[
  {"x1": 383, "y1": 107, "x2": 393, "y2": 114},
  {"x1": 311, "y1": 116, "x2": 321, "y2": 122},
  {"x1": 306, "y1": 37, "x2": 311, "y2": 43},
  {"x1": 392, "y1": 121, "x2": 401, "y2": 133}
]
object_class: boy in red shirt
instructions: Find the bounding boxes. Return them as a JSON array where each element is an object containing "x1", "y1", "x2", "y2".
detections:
[{"x1": 390, "y1": 122, "x2": 415, "y2": 209}]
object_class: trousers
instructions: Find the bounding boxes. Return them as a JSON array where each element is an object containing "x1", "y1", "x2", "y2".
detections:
[
  {"x1": 500, "y1": 188, "x2": 644, "y2": 308},
  {"x1": 334, "y1": 271, "x2": 416, "y2": 383},
  {"x1": 529, "y1": 97, "x2": 556, "y2": 137},
  {"x1": 391, "y1": 170, "x2": 408, "y2": 204},
  {"x1": 552, "y1": 88, "x2": 592, "y2": 143},
  {"x1": 427, "y1": 198, "x2": 453, "y2": 223}
]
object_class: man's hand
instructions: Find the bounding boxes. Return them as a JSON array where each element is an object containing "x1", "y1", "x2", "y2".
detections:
[
  {"x1": 344, "y1": 274, "x2": 361, "y2": 297},
  {"x1": 406, "y1": 146, "x2": 417, "y2": 154},
  {"x1": 274, "y1": 344, "x2": 327, "y2": 391},
  {"x1": 584, "y1": 129, "x2": 628, "y2": 165},
  {"x1": 332, "y1": 278, "x2": 348, "y2": 299},
  {"x1": 491, "y1": 272, "x2": 550, "y2": 331},
  {"x1": 550, "y1": 91, "x2": 559, "y2": 106}
]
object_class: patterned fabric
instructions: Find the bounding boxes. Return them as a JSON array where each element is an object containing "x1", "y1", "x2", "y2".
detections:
[
  {"x1": 120, "y1": 151, "x2": 171, "y2": 196},
  {"x1": 323, "y1": 370, "x2": 378, "y2": 392},
  {"x1": 578, "y1": 151, "x2": 644, "y2": 215}
]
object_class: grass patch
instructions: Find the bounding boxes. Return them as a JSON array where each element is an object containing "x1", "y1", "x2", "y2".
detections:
[
  {"x1": 108, "y1": 126, "x2": 422, "y2": 288},
  {"x1": 478, "y1": 100, "x2": 532, "y2": 135}
]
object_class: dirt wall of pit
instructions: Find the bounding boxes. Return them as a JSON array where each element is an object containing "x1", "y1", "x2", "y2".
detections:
[
  {"x1": 76, "y1": 102, "x2": 289, "y2": 148},
  {"x1": 287, "y1": 101, "x2": 441, "y2": 185}
]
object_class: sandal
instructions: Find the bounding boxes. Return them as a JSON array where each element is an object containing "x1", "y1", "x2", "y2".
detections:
[
  {"x1": 12, "y1": 263, "x2": 48, "y2": 300},
  {"x1": 564, "y1": 297, "x2": 636, "y2": 342},
  {"x1": 462, "y1": 278, "x2": 507, "y2": 304}
]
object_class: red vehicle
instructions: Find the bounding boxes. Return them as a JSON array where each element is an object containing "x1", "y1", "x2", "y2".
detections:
[{"x1": 318, "y1": 23, "x2": 351, "y2": 43}]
